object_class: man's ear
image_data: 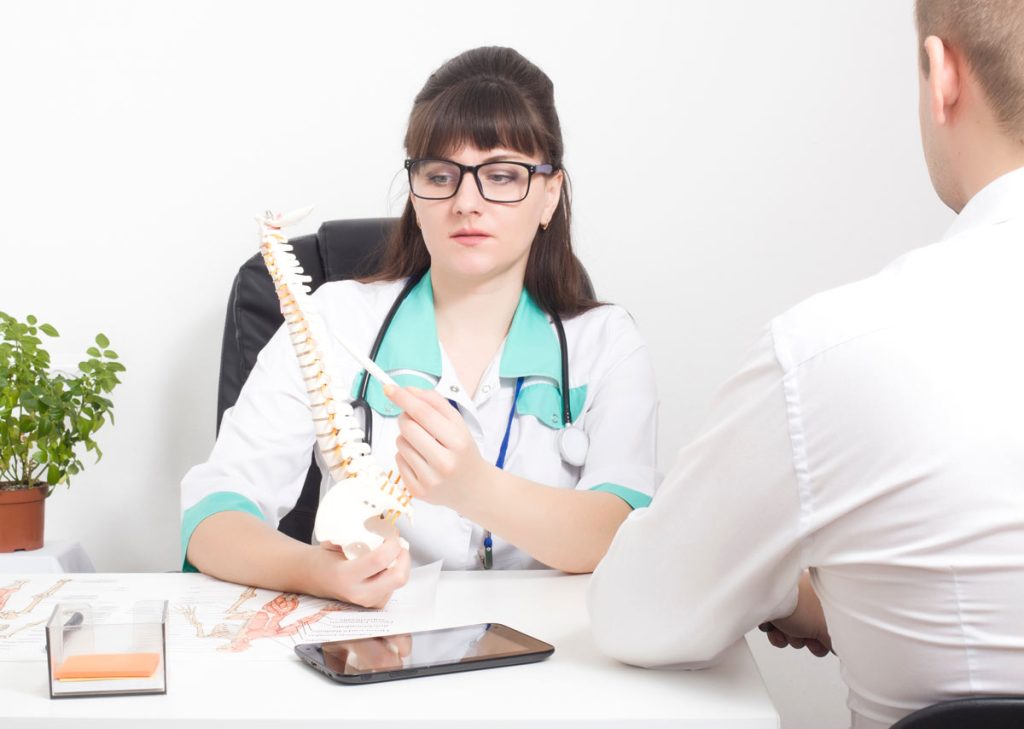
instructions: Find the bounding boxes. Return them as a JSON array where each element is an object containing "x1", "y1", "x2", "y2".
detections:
[{"x1": 924, "y1": 35, "x2": 961, "y2": 126}]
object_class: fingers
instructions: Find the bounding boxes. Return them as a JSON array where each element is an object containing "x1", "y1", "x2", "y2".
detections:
[
  {"x1": 760, "y1": 623, "x2": 833, "y2": 657},
  {"x1": 805, "y1": 639, "x2": 831, "y2": 658},
  {"x1": 384, "y1": 386, "x2": 462, "y2": 446},
  {"x1": 342, "y1": 537, "x2": 404, "y2": 581},
  {"x1": 395, "y1": 435, "x2": 438, "y2": 494},
  {"x1": 360, "y1": 547, "x2": 411, "y2": 608},
  {"x1": 394, "y1": 452, "x2": 424, "y2": 499},
  {"x1": 397, "y1": 414, "x2": 450, "y2": 468}
]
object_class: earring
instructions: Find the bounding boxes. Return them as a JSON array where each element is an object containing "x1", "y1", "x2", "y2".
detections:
[{"x1": 540, "y1": 221, "x2": 549, "y2": 231}]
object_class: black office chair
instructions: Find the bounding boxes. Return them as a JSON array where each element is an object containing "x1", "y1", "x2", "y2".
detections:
[
  {"x1": 890, "y1": 697, "x2": 1024, "y2": 729},
  {"x1": 217, "y1": 218, "x2": 396, "y2": 544}
]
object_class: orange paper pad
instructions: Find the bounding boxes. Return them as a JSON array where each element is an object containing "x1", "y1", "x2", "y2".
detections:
[{"x1": 54, "y1": 652, "x2": 160, "y2": 680}]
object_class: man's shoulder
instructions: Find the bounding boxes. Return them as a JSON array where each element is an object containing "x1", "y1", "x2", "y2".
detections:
[{"x1": 768, "y1": 241, "x2": 947, "y2": 371}]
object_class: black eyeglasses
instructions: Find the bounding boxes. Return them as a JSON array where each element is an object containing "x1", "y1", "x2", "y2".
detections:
[{"x1": 405, "y1": 158, "x2": 555, "y2": 203}]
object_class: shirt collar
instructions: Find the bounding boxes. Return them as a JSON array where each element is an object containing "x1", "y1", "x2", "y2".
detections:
[
  {"x1": 374, "y1": 270, "x2": 563, "y2": 387},
  {"x1": 943, "y1": 165, "x2": 1024, "y2": 241}
]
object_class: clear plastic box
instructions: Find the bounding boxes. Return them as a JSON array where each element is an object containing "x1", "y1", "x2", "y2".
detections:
[{"x1": 45, "y1": 600, "x2": 168, "y2": 698}]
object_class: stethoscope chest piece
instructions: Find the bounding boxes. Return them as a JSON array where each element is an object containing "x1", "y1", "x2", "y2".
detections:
[{"x1": 558, "y1": 426, "x2": 589, "y2": 467}]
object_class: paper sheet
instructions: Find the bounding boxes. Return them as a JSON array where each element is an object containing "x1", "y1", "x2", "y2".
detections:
[{"x1": 0, "y1": 562, "x2": 442, "y2": 662}]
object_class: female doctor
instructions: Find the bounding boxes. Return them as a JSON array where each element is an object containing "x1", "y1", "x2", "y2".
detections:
[{"x1": 181, "y1": 46, "x2": 658, "y2": 608}]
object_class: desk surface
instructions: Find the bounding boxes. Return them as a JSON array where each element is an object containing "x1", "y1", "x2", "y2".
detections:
[{"x1": 2, "y1": 571, "x2": 778, "y2": 728}]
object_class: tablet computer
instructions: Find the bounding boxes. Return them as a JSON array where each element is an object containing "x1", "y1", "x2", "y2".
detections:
[{"x1": 295, "y1": 622, "x2": 554, "y2": 684}]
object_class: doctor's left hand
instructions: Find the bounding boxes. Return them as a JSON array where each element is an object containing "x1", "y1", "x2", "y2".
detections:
[{"x1": 384, "y1": 384, "x2": 493, "y2": 514}]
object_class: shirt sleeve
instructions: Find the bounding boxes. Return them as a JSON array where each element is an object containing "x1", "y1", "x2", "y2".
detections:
[
  {"x1": 587, "y1": 327, "x2": 805, "y2": 666},
  {"x1": 574, "y1": 308, "x2": 659, "y2": 509},
  {"x1": 179, "y1": 322, "x2": 317, "y2": 568}
]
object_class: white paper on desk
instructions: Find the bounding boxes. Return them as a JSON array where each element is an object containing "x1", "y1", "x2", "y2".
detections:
[
  {"x1": 169, "y1": 561, "x2": 442, "y2": 660},
  {"x1": 0, "y1": 563, "x2": 442, "y2": 663},
  {"x1": 0, "y1": 574, "x2": 151, "y2": 661}
]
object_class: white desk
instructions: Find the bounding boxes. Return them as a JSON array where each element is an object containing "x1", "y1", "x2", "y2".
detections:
[
  {"x1": 0, "y1": 541, "x2": 94, "y2": 574},
  {"x1": 1, "y1": 571, "x2": 779, "y2": 727}
]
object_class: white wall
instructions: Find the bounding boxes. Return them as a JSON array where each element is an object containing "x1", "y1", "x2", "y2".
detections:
[{"x1": 1, "y1": 2, "x2": 953, "y2": 727}]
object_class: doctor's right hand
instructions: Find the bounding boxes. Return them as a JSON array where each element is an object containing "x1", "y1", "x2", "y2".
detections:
[{"x1": 310, "y1": 536, "x2": 410, "y2": 609}]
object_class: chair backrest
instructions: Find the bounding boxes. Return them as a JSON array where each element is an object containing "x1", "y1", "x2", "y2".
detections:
[
  {"x1": 217, "y1": 218, "x2": 395, "y2": 543},
  {"x1": 890, "y1": 697, "x2": 1024, "y2": 729}
]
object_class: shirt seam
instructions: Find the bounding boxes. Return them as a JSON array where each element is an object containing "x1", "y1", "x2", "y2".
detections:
[
  {"x1": 950, "y1": 565, "x2": 979, "y2": 694},
  {"x1": 769, "y1": 323, "x2": 814, "y2": 562}
]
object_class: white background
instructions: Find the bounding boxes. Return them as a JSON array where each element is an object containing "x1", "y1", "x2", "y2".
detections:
[{"x1": 1, "y1": 1, "x2": 953, "y2": 727}]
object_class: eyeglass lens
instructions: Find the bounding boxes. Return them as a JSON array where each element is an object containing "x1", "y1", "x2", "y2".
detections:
[{"x1": 409, "y1": 161, "x2": 532, "y2": 202}]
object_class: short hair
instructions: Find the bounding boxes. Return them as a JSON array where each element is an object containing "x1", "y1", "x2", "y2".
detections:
[{"x1": 916, "y1": 0, "x2": 1024, "y2": 140}]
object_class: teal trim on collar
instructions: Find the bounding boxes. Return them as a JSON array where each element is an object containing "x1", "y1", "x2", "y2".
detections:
[
  {"x1": 352, "y1": 371, "x2": 436, "y2": 418},
  {"x1": 355, "y1": 274, "x2": 574, "y2": 420},
  {"x1": 181, "y1": 491, "x2": 264, "y2": 572},
  {"x1": 374, "y1": 273, "x2": 442, "y2": 378},
  {"x1": 517, "y1": 382, "x2": 587, "y2": 428},
  {"x1": 499, "y1": 289, "x2": 562, "y2": 385},
  {"x1": 589, "y1": 483, "x2": 652, "y2": 510}
]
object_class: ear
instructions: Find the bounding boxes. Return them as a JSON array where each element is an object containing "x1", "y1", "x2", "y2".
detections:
[
  {"x1": 923, "y1": 35, "x2": 961, "y2": 126},
  {"x1": 540, "y1": 170, "x2": 564, "y2": 227}
]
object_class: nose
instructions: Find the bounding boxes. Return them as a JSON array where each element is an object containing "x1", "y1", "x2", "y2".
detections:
[{"x1": 451, "y1": 169, "x2": 485, "y2": 216}]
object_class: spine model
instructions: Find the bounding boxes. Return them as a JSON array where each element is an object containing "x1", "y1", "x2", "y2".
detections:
[{"x1": 257, "y1": 208, "x2": 413, "y2": 559}]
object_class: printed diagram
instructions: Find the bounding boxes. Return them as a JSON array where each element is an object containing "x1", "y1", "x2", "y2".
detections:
[
  {"x1": 177, "y1": 586, "x2": 352, "y2": 653},
  {"x1": 0, "y1": 578, "x2": 71, "y2": 640}
]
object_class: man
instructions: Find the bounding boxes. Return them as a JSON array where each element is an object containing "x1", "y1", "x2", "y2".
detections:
[{"x1": 588, "y1": 2, "x2": 1024, "y2": 727}]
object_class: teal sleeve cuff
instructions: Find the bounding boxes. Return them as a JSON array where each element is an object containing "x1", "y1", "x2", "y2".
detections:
[
  {"x1": 588, "y1": 483, "x2": 652, "y2": 510},
  {"x1": 181, "y1": 491, "x2": 264, "y2": 572}
]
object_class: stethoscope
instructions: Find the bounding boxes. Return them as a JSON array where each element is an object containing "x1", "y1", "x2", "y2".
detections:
[{"x1": 349, "y1": 271, "x2": 590, "y2": 568}]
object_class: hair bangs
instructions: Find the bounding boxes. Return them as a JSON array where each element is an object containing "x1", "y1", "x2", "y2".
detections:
[{"x1": 407, "y1": 79, "x2": 549, "y2": 161}]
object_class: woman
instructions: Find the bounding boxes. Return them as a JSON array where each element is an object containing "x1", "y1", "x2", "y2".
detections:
[{"x1": 181, "y1": 47, "x2": 658, "y2": 608}]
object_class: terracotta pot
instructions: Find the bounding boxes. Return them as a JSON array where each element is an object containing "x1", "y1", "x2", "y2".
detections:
[{"x1": 0, "y1": 483, "x2": 47, "y2": 553}]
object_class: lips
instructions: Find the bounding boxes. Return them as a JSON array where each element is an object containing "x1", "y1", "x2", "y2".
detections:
[{"x1": 451, "y1": 228, "x2": 491, "y2": 246}]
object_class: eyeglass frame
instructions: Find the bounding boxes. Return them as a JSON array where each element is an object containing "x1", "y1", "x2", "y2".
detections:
[{"x1": 404, "y1": 158, "x2": 556, "y2": 203}]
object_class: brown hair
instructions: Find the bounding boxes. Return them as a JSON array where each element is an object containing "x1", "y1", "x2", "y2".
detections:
[
  {"x1": 363, "y1": 46, "x2": 599, "y2": 317},
  {"x1": 916, "y1": 0, "x2": 1024, "y2": 140}
]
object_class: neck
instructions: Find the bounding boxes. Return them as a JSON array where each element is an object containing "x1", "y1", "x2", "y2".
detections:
[
  {"x1": 948, "y1": 82, "x2": 1024, "y2": 211},
  {"x1": 431, "y1": 265, "x2": 525, "y2": 339},
  {"x1": 953, "y1": 138, "x2": 1024, "y2": 213}
]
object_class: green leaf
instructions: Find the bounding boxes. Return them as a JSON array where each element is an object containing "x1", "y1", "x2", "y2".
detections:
[
  {"x1": 87, "y1": 347, "x2": 101, "y2": 358},
  {"x1": 102, "y1": 350, "x2": 118, "y2": 359},
  {"x1": 95, "y1": 333, "x2": 110, "y2": 348},
  {"x1": 26, "y1": 315, "x2": 37, "y2": 325},
  {"x1": 39, "y1": 323, "x2": 59, "y2": 337}
]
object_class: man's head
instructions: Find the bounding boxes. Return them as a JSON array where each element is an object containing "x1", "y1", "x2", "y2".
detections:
[{"x1": 916, "y1": 0, "x2": 1024, "y2": 212}]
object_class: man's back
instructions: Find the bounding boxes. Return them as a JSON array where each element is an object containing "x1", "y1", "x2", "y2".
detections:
[
  {"x1": 773, "y1": 168, "x2": 1024, "y2": 726},
  {"x1": 589, "y1": 168, "x2": 1024, "y2": 729}
]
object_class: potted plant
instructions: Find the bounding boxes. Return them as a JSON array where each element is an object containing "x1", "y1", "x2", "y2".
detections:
[{"x1": 0, "y1": 311, "x2": 125, "y2": 552}]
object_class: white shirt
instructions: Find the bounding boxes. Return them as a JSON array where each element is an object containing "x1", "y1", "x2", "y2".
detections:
[
  {"x1": 181, "y1": 272, "x2": 658, "y2": 571},
  {"x1": 588, "y1": 167, "x2": 1024, "y2": 729}
]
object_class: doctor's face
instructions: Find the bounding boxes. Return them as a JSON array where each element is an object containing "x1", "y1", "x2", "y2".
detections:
[{"x1": 410, "y1": 145, "x2": 562, "y2": 284}]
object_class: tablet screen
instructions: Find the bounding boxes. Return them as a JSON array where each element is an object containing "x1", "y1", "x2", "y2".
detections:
[{"x1": 308, "y1": 623, "x2": 551, "y2": 676}]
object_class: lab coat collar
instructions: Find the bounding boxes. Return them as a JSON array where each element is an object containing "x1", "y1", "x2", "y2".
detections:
[
  {"x1": 357, "y1": 270, "x2": 564, "y2": 417},
  {"x1": 943, "y1": 164, "x2": 1024, "y2": 241},
  {"x1": 376, "y1": 270, "x2": 561, "y2": 384}
]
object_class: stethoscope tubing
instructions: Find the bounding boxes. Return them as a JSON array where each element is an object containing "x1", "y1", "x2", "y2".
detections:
[{"x1": 351, "y1": 271, "x2": 575, "y2": 448}]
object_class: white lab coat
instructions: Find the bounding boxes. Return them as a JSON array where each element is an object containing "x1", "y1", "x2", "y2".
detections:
[{"x1": 182, "y1": 271, "x2": 658, "y2": 571}]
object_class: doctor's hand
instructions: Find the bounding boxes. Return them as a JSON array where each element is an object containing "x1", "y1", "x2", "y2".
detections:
[
  {"x1": 312, "y1": 536, "x2": 410, "y2": 609},
  {"x1": 384, "y1": 384, "x2": 493, "y2": 515}
]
